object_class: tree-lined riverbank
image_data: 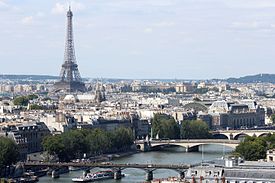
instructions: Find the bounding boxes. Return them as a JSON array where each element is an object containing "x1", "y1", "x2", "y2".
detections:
[
  {"x1": 43, "y1": 127, "x2": 134, "y2": 162},
  {"x1": 39, "y1": 145, "x2": 233, "y2": 183}
]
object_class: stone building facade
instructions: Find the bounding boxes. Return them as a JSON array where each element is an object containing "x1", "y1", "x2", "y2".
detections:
[
  {"x1": 0, "y1": 122, "x2": 50, "y2": 160},
  {"x1": 209, "y1": 100, "x2": 265, "y2": 130}
]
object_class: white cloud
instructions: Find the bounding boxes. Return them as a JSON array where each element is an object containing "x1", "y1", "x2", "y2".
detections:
[
  {"x1": 229, "y1": 21, "x2": 275, "y2": 31},
  {"x1": 51, "y1": 3, "x2": 65, "y2": 14},
  {"x1": 51, "y1": 1, "x2": 85, "y2": 14},
  {"x1": 0, "y1": 0, "x2": 8, "y2": 7},
  {"x1": 144, "y1": 28, "x2": 153, "y2": 33},
  {"x1": 230, "y1": 21, "x2": 262, "y2": 29},
  {"x1": 153, "y1": 21, "x2": 175, "y2": 28},
  {"x1": 36, "y1": 12, "x2": 45, "y2": 17},
  {"x1": 0, "y1": 0, "x2": 21, "y2": 12},
  {"x1": 21, "y1": 16, "x2": 33, "y2": 25},
  {"x1": 223, "y1": 0, "x2": 275, "y2": 9}
]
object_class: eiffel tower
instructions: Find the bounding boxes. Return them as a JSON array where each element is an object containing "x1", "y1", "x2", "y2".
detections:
[{"x1": 54, "y1": 7, "x2": 86, "y2": 93}]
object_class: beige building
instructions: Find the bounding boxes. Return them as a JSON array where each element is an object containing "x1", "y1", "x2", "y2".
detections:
[
  {"x1": 267, "y1": 149, "x2": 275, "y2": 162},
  {"x1": 175, "y1": 83, "x2": 194, "y2": 93}
]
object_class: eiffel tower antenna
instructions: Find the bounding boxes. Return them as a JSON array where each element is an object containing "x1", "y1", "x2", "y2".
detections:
[
  {"x1": 54, "y1": 6, "x2": 86, "y2": 93},
  {"x1": 68, "y1": 1, "x2": 71, "y2": 11}
]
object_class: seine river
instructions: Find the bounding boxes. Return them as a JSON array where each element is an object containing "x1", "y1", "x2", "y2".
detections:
[{"x1": 39, "y1": 145, "x2": 233, "y2": 183}]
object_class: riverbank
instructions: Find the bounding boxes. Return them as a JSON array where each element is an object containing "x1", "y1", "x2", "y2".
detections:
[
  {"x1": 37, "y1": 145, "x2": 234, "y2": 183},
  {"x1": 0, "y1": 150, "x2": 139, "y2": 183},
  {"x1": 71, "y1": 150, "x2": 138, "y2": 163},
  {"x1": 107, "y1": 150, "x2": 138, "y2": 160}
]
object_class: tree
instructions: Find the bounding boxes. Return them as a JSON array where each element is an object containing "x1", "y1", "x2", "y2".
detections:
[
  {"x1": 41, "y1": 97, "x2": 52, "y2": 101},
  {"x1": 0, "y1": 137, "x2": 19, "y2": 168},
  {"x1": 110, "y1": 127, "x2": 134, "y2": 151},
  {"x1": 29, "y1": 104, "x2": 43, "y2": 110},
  {"x1": 61, "y1": 130, "x2": 89, "y2": 160},
  {"x1": 42, "y1": 135, "x2": 67, "y2": 161},
  {"x1": 271, "y1": 114, "x2": 275, "y2": 124},
  {"x1": 13, "y1": 96, "x2": 29, "y2": 106},
  {"x1": 26, "y1": 94, "x2": 38, "y2": 100},
  {"x1": 192, "y1": 88, "x2": 208, "y2": 94},
  {"x1": 181, "y1": 120, "x2": 211, "y2": 139},
  {"x1": 235, "y1": 136, "x2": 267, "y2": 161},
  {"x1": 152, "y1": 114, "x2": 180, "y2": 139},
  {"x1": 86, "y1": 129, "x2": 110, "y2": 155},
  {"x1": 42, "y1": 127, "x2": 134, "y2": 162},
  {"x1": 263, "y1": 133, "x2": 275, "y2": 148},
  {"x1": 210, "y1": 87, "x2": 219, "y2": 92},
  {"x1": 13, "y1": 94, "x2": 38, "y2": 106}
]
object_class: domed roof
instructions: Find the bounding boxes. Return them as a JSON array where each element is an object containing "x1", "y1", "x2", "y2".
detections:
[
  {"x1": 63, "y1": 94, "x2": 78, "y2": 101},
  {"x1": 209, "y1": 100, "x2": 229, "y2": 113}
]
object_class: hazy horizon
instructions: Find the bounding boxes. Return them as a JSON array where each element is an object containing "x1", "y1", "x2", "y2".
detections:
[
  {"x1": 1, "y1": 72, "x2": 274, "y2": 81},
  {"x1": 1, "y1": 0, "x2": 275, "y2": 79}
]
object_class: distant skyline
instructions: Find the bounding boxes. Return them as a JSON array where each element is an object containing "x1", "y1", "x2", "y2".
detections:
[{"x1": 1, "y1": 0, "x2": 275, "y2": 79}]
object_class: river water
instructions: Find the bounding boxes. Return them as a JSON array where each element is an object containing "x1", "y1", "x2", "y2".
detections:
[{"x1": 39, "y1": 145, "x2": 233, "y2": 183}]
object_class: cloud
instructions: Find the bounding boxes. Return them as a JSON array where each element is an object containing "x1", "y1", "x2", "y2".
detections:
[
  {"x1": 223, "y1": 0, "x2": 275, "y2": 9},
  {"x1": 21, "y1": 16, "x2": 33, "y2": 25},
  {"x1": 0, "y1": 0, "x2": 7, "y2": 7},
  {"x1": 51, "y1": 1, "x2": 85, "y2": 14},
  {"x1": 0, "y1": 0, "x2": 10, "y2": 10},
  {"x1": 144, "y1": 28, "x2": 153, "y2": 33},
  {"x1": 229, "y1": 21, "x2": 275, "y2": 31},
  {"x1": 36, "y1": 12, "x2": 45, "y2": 17},
  {"x1": 141, "y1": 21, "x2": 175, "y2": 34},
  {"x1": 230, "y1": 21, "x2": 262, "y2": 29},
  {"x1": 51, "y1": 3, "x2": 65, "y2": 14},
  {"x1": 153, "y1": 21, "x2": 175, "y2": 27}
]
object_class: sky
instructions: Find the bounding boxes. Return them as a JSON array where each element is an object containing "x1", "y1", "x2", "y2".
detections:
[{"x1": 1, "y1": 0, "x2": 275, "y2": 79}]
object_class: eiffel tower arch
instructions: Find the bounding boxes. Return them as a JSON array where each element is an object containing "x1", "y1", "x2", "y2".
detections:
[{"x1": 54, "y1": 7, "x2": 86, "y2": 93}]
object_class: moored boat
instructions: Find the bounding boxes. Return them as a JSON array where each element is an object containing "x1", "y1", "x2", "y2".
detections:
[
  {"x1": 69, "y1": 166, "x2": 89, "y2": 172},
  {"x1": 72, "y1": 170, "x2": 116, "y2": 182}
]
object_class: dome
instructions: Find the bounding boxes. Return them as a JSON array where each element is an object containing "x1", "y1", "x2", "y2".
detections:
[
  {"x1": 209, "y1": 100, "x2": 229, "y2": 113},
  {"x1": 63, "y1": 94, "x2": 78, "y2": 101}
]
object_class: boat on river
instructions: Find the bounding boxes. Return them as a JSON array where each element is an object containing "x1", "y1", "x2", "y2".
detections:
[
  {"x1": 72, "y1": 170, "x2": 115, "y2": 182},
  {"x1": 68, "y1": 166, "x2": 90, "y2": 172}
]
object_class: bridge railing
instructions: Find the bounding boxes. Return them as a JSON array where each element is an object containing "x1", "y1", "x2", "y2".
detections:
[
  {"x1": 23, "y1": 162, "x2": 191, "y2": 170},
  {"x1": 136, "y1": 139, "x2": 240, "y2": 144}
]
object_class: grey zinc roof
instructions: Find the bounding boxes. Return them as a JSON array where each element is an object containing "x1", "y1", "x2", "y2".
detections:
[{"x1": 224, "y1": 169, "x2": 275, "y2": 179}]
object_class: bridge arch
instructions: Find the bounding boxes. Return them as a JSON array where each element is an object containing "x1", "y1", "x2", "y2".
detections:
[
  {"x1": 187, "y1": 143, "x2": 237, "y2": 150},
  {"x1": 150, "y1": 142, "x2": 237, "y2": 152},
  {"x1": 258, "y1": 132, "x2": 271, "y2": 138},
  {"x1": 136, "y1": 144, "x2": 141, "y2": 150},
  {"x1": 150, "y1": 144, "x2": 188, "y2": 151},
  {"x1": 212, "y1": 133, "x2": 229, "y2": 140},
  {"x1": 233, "y1": 133, "x2": 249, "y2": 140},
  {"x1": 119, "y1": 167, "x2": 152, "y2": 173},
  {"x1": 211, "y1": 130, "x2": 275, "y2": 141},
  {"x1": 121, "y1": 167, "x2": 183, "y2": 174}
]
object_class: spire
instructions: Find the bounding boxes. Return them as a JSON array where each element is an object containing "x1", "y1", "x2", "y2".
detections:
[
  {"x1": 68, "y1": 1, "x2": 72, "y2": 11},
  {"x1": 54, "y1": 7, "x2": 86, "y2": 93},
  {"x1": 67, "y1": 5, "x2": 73, "y2": 17}
]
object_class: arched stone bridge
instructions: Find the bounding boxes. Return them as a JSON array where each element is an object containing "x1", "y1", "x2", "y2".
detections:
[
  {"x1": 136, "y1": 139, "x2": 240, "y2": 152},
  {"x1": 211, "y1": 130, "x2": 275, "y2": 140},
  {"x1": 23, "y1": 162, "x2": 190, "y2": 181}
]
